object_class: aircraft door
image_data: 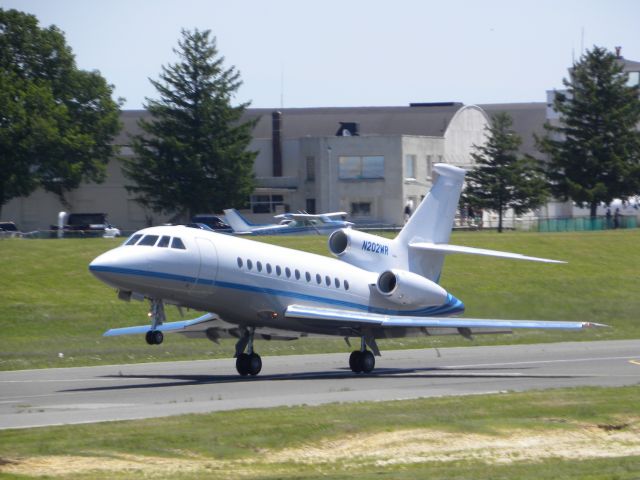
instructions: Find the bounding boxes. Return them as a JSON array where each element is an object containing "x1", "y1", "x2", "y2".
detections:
[{"x1": 192, "y1": 237, "x2": 218, "y2": 296}]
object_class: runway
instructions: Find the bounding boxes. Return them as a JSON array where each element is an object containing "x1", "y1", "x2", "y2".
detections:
[{"x1": 1, "y1": 339, "x2": 639, "y2": 430}]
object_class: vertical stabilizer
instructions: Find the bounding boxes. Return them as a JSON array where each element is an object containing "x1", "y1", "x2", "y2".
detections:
[
  {"x1": 394, "y1": 164, "x2": 466, "y2": 282},
  {"x1": 223, "y1": 209, "x2": 253, "y2": 233}
]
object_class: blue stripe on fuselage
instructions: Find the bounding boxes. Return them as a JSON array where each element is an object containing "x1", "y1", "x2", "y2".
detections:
[{"x1": 89, "y1": 265, "x2": 465, "y2": 317}]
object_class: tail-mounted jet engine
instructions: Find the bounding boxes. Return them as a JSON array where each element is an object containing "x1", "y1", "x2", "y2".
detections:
[
  {"x1": 376, "y1": 269, "x2": 447, "y2": 308},
  {"x1": 328, "y1": 228, "x2": 395, "y2": 271}
]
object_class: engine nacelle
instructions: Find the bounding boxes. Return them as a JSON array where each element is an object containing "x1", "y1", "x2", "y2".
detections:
[
  {"x1": 328, "y1": 228, "x2": 396, "y2": 271},
  {"x1": 376, "y1": 269, "x2": 448, "y2": 308}
]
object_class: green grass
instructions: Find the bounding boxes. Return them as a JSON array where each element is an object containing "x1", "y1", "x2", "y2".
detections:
[
  {"x1": 1, "y1": 385, "x2": 639, "y2": 479},
  {"x1": 1, "y1": 229, "x2": 640, "y2": 370}
]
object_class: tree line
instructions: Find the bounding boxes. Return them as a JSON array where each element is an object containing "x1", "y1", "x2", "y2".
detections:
[{"x1": 2, "y1": 8, "x2": 640, "y2": 228}]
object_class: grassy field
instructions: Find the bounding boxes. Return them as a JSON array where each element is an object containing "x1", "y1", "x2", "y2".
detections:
[
  {"x1": 1, "y1": 229, "x2": 640, "y2": 370},
  {"x1": 1, "y1": 385, "x2": 639, "y2": 479}
]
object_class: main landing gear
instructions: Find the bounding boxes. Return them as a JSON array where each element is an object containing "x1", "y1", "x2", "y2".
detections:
[
  {"x1": 348, "y1": 335, "x2": 380, "y2": 374},
  {"x1": 235, "y1": 327, "x2": 262, "y2": 376},
  {"x1": 145, "y1": 299, "x2": 165, "y2": 345}
]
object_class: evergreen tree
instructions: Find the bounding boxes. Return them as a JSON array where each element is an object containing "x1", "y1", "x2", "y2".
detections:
[
  {"x1": 463, "y1": 112, "x2": 548, "y2": 233},
  {"x1": 0, "y1": 9, "x2": 122, "y2": 215},
  {"x1": 537, "y1": 46, "x2": 640, "y2": 217},
  {"x1": 123, "y1": 29, "x2": 257, "y2": 220}
]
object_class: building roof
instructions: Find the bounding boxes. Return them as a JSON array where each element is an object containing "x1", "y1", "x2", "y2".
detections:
[
  {"x1": 246, "y1": 103, "x2": 465, "y2": 139},
  {"x1": 479, "y1": 103, "x2": 546, "y2": 157},
  {"x1": 114, "y1": 103, "x2": 547, "y2": 158}
]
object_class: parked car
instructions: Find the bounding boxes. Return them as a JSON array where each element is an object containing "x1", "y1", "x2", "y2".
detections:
[
  {"x1": 190, "y1": 214, "x2": 232, "y2": 232},
  {"x1": 51, "y1": 213, "x2": 121, "y2": 238},
  {"x1": 0, "y1": 221, "x2": 20, "y2": 238}
]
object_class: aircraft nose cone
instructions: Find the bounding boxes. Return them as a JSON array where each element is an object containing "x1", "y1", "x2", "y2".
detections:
[{"x1": 89, "y1": 249, "x2": 130, "y2": 287}]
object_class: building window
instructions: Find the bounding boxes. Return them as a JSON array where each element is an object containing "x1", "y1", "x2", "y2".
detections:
[
  {"x1": 250, "y1": 194, "x2": 284, "y2": 213},
  {"x1": 306, "y1": 198, "x2": 316, "y2": 214},
  {"x1": 426, "y1": 155, "x2": 433, "y2": 179},
  {"x1": 306, "y1": 156, "x2": 315, "y2": 181},
  {"x1": 404, "y1": 154, "x2": 416, "y2": 179},
  {"x1": 338, "y1": 156, "x2": 384, "y2": 180},
  {"x1": 351, "y1": 202, "x2": 371, "y2": 217}
]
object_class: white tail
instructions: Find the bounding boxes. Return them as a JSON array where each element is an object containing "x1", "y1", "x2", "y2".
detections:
[
  {"x1": 223, "y1": 209, "x2": 253, "y2": 233},
  {"x1": 393, "y1": 164, "x2": 466, "y2": 282}
]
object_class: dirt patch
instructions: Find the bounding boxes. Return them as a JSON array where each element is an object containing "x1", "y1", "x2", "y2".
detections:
[{"x1": 3, "y1": 422, "x2": 639, "y2": 477}]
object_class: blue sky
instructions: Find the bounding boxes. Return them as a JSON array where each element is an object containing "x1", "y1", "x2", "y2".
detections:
[{"x1": 3, "y1": 0, "x2": 639, "y2": 109}]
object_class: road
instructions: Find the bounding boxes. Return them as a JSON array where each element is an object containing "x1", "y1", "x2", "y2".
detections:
[{"x1": 1, "y1": 339, "x2": 639, "y2": 430}]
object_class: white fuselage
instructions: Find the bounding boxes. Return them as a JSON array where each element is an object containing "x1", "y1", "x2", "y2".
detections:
[{"x1": 89, "y1": 226, "x2": 462, "y2": 336}]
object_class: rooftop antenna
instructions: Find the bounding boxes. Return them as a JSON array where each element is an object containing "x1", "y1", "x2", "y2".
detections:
[{"x1": 280, "y1": 64, "x2": 284, "y2": 109}]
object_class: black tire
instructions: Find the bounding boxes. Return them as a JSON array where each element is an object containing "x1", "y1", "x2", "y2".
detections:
[
  {"x1": 248, "y1": 353, "x2": 262, "y2": 376},
  {"x1": 349, "y1": 351, "x2": 363, "y2": 373},
  {"x1": 361, "y1": 350, "x2": 375, "y2": 373},
  {"x1": 152, "y1": 330, "x2": 164, "y2": 345},
  {"x1": 145, "y1": 330, "x2": 155, "y2": 345},
  {"x1": 236, "y1": 353, "x2": 251, "y2": 376}
]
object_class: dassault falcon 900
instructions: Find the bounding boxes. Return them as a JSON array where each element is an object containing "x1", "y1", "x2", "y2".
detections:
[{"x1": 89, "y1": 164, "x2": 603, "y2": 376}]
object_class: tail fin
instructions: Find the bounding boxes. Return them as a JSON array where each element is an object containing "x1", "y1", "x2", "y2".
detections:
[
  {"x1": 394, "y1": 163, "x2": 466, "y2": 282},
  {"x1": 223, "y1": 209, "x2": 254, "y2": 233}
]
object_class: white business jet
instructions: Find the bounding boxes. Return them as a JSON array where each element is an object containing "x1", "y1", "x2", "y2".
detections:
[
  {"x1": 223, "y1": 208, "x2": 353, "y2": 235},
  {"x1": 90, "y1": 164, "x2": 603, "y2": 376}
]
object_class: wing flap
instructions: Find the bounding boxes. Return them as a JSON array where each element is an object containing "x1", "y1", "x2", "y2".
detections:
[
  {"x1": 409, "y1": 242, "x2": 566, "y2": 264},
  {"x1": 285, "y1": 304, "x2": 604, "y2": 330}
]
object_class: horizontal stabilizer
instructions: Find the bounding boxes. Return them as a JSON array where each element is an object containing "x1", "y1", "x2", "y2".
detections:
[
  {"x1": 409, "y1": 242, "x2": 566, "y2": 264},
  {"x1": 285, "y1": 304, "x2": 605, "y2": 330}
]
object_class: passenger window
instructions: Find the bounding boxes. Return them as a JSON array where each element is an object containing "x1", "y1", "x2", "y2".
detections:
[
  {"x1": 325, "y1": 275, "x2": 331, "y2": 286},
  {"x1": 171, "y1": 237, "x2": 186, "y2": 250},
  {"x1": 285, "y1": 267, "x2": 291, "y2": 278},
  {"x1": 257, "y1": 261, "x2": 263, "y2": 272},
  {"x1": 237, "y1": 257, "x2": 243, "y2": 268},
  {"x1": 335, "y1": 278, "x2": 340, "y2": 288},
  {"x1": 139, "y1": 235, "x2": 159, "y2": 246},
  {"x1": 276, "y1": 266, "x2": 282, "y2": 276},
  {"x1": 266, "y1": 263, "x2": 272, "y2": 274},
  {"x1": 316, "y1": 274, "x2": 321, "y2": 284},
  {"x1": 295, "y1": 269, "x2": 300, "y2": 280},
  {"x1": 305, "y1": 272, "x2": 311, "y2": 282},
  {"x1": 247, "y1": 259, "x2": 253, "y2": 270},
  {"x1": 344, "y1": 280, "x2": 350, "y2": 291},
  {"x1": 125, "y1": 234, "x2": 142, "y2": 245},
  {"x1": 157, "y1": 236, "x2": 171, "y2": 248}
]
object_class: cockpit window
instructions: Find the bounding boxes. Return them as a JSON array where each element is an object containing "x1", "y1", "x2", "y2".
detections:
[
  {"x1": 125, "y1": 234, "x2": 143, "y2": 246},
  {"x1": 171, "y1": 237, "x2": 186, "y2": 250},
  {"x1": 138, "y1": 235, "x2": 159, "y2": 246},
  {"x1": 157, "y1": 236, "x2": 171, "y2": 248}
]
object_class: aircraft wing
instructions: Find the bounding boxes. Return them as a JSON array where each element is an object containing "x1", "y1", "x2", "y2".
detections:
[
  {"x1": 285, "y1": 305, "x2": 605, "y2": 332},
  {"x1": 274, "y1": 211, "x2": 348, "y2": 221},
  {"x1": 104, "y1": 313, "x2": 298, "y2": 341}
]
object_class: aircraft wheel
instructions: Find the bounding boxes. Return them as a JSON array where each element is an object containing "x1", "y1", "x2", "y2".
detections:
[
  {"x1": 248, "y1": 353, "x2": 262, "y2": 376},
  {"x1": 349, "y1": 351, "x2": 363, "y2": 373},
  {"x1": 236, "y1": 353, "x2": 251, "y2": 376},
  {"x1": 146, "y1": 330, "x2": 163, "y2": 345},
  {"x1": 361, "y1": 350, "x2": 375, "y2": 373}
]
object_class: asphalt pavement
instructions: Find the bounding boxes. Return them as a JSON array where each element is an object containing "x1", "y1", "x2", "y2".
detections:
[{"x1": 1, "y1": 339, "x2": 639, "y2": 430}]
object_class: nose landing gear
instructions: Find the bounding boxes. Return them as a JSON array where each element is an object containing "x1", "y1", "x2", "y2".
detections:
[
  {"x1": 145, "y1": 299, "x2": 165, "y2": 345},
  {"x1": 235, "y1": 327, "x2": 262, "y2": 376}
]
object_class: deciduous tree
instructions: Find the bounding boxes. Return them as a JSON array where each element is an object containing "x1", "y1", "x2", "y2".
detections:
[{"x1": 0, "y1": 9, "x2": 122, "y2": 215}]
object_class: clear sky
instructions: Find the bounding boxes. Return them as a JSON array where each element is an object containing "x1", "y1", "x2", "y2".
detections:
[{"x1": 3, "y1": 0, "x2": 639, "y2": 110}]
